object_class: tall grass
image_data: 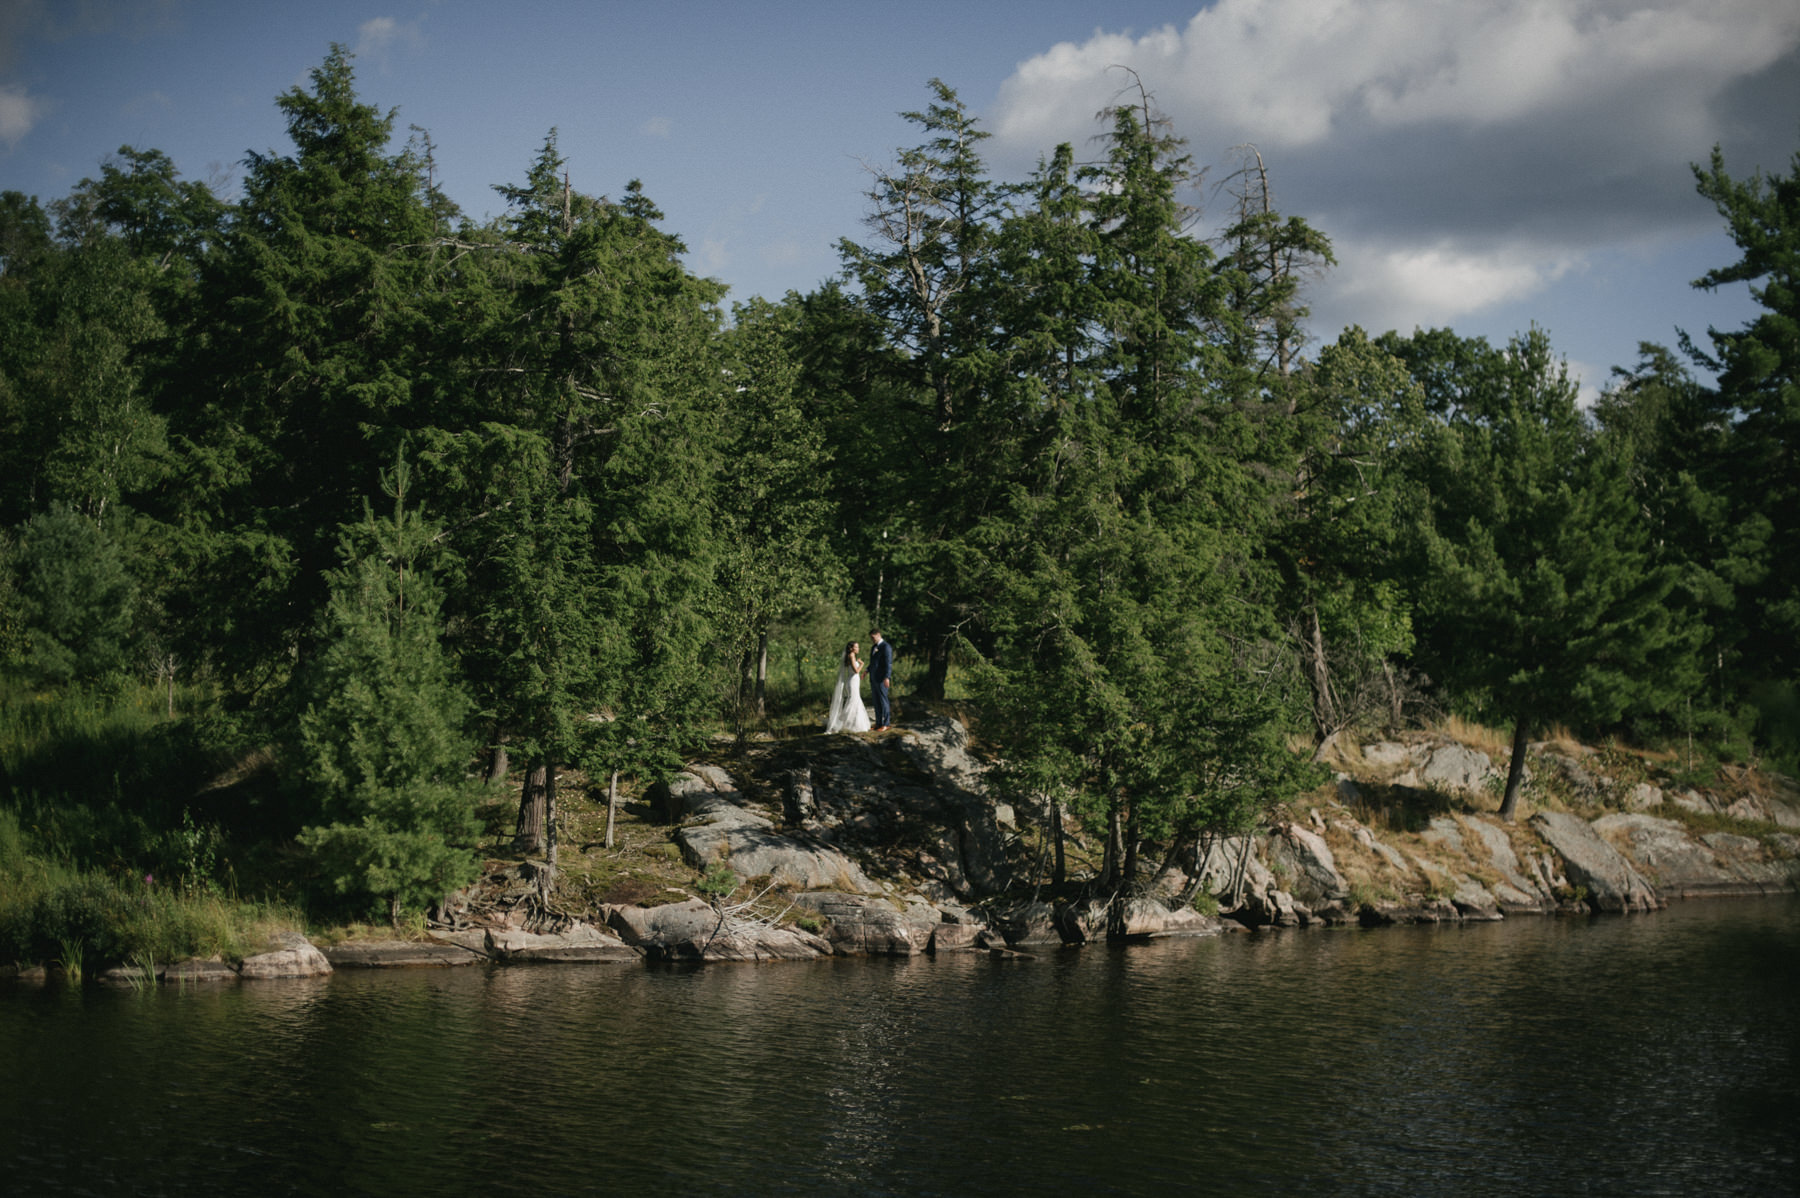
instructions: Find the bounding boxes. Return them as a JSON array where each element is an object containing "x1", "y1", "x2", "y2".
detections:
[
  {"x1": 0, "y1": 808, "x2": 302, "y2": 969},
  {"x1": 0, "y1": 682, "x2": 303, "y2": 971}
]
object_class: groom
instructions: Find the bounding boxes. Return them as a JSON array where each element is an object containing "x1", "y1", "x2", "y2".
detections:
[{"x1": 868, "y1": 628, "x2": 893, "y2": 731}]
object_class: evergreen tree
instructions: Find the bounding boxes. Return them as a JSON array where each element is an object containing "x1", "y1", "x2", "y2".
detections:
[
  {"x1": 1688, "y1": 142, "x2": 1800, "y2": 763},
  {"x1": 1593, "y1": 345, "x2": 1750, "y2": 745},
  {"x1": 1391, "y1": 329, "x2": 1699, "y2": 818},
  {"x1": 837, "y1": 80, "x2": 1010, "y2": 698},
  {"x1": 288, "y1": 456, "x2": 480, "y2": 922},
  {"x1": 427, "y1": 134, "x2": 726, "y2": 860},
  {"x1": 969, "y1": 91, "x2": 1313, "y2": 904},
  {"x1": 716, "y1": 295, "x2": 843, "y2": 722},
  {"x1": 4, "y1": 507, "x2": 136, "y2": 686},
  {"x1": 172, "y1": 46, "x2": 448, "y2": 685},
  {"x1": 1276, "y1": 328, "x2": 1427, "y2": 751}
]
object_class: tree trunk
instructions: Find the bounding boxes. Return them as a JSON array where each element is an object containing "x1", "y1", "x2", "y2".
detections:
[
  {"x1": 1229, "y1": 834, "x2": 1253, "y2": 910},
  {"x1": 1498, "y1": 715, "x2": 1532, "y2": 822},
  {"x1": 513, "y1": 761, "x2": 547, "y2": 855},
  {"x1": 754, "y1": 632, "x2": 770, "y2": 717},
  {"x1": 1101, "y1": 801, "x2": 1124, "y2": 888},
  {"x1": 1049, "y1": 791, "x2": 1066, "y2": 889},
  {"x1": 1121, "y1": 804, "x2": 1141, "y2": 892},
  {"x1": 1173, "y1": 831, "x2": 1211, "y2": 906},
  {"x1": 604, "y1": 769, "x2": 619, "y2": 850},
  {"x1": 487, "y1": 738, "x2": 510, "y2": 786},
  {"x1": 921, "y1": 632, "x2": 950, "y2": 702},
  {"x1": 545, "y1": 763, "x2": 559, "y2": 870},
  {"x1": 1304, "y1": 603, "x2": 1336, "y2": 752}
]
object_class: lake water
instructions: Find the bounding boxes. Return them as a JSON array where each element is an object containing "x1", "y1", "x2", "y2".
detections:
[{"x1": 4, "y1": 897, "x2": 1798, "y2": 1197}]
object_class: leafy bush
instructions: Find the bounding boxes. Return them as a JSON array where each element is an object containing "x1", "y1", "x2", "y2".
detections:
[{"x1": 4, "y1": 507, "x2": 136, "y2": 686}]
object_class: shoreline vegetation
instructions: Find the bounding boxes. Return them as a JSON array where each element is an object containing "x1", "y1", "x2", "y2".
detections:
[
  {"x1": 4, "y1": 689, "x2": 1795, "y2": 985},
  {"x1": 4, "y1": 50, "x2": 1799, "y2": 981}
]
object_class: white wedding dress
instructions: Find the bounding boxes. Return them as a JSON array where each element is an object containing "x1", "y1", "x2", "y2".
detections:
[{"x1": 824, "y1": 660, "x2": 872, "y2": 733}]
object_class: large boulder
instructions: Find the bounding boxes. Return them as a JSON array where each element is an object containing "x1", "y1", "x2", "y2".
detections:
[
  {"x1": 665, "y1": 765, "x2": 881, "y2": 894},
  {"x1": 604, "y1": 899, "x2": 830, "y2": 962},
  {"x1": 1448, "y1": 876, "x2": 1503, "y2": 920},
  {"x1": 788, "y1": 892, "x2": 939, "y2": 956},
  {"x1": 324, "y1": 939, "x2": 487, "y2": 968},
  {"x1": 1397, "y1": 744, "x2": 1498, "y2": 796},
  {"x1": 486, "y1": 923, "x2": 640, "y2": 963},
  {"x1": 648, "y1": 763, "x2": 749, "y2": 823},
  {"x1": 1360, "y1": 896, "x2": 1462, "y2": 924},
  {"x1": 1531, "y1": 811, "x2": 1661, "y2": 912},
  {"x1": 1593, "y1": 813, "x2": 1755, "y2": 897},
  {"x1": 1701, "y1": 832, "x2": 1800, "y2": 891},
  {"x1": 1463, "y1": 816, "x2": 1554, "y2": 912},
  {"x1": 1361, "y1": 741, "x2": 1416, "y2": 770},
  {"x1": 1268, "y1": 824, "x2": 1348, "y2": 905},
  {"x1": 682, "y1": 822, "x2": 880, "y2": 894},
  {"x1": 1054, "y1": 897, "x2": 1222, "y2": 942},
  {"x1": 238, "y1": 931, "x2": 332, "y2": 979},
  {"x1": 163, "y1": 956, "x2": 238, "y2": 983},
  {"x1": 891, "y1": 716, "x2": 1007, "y2": 893},
  {"x1": 983, "y1": 901, "x2": 1061, "y2": 946}
]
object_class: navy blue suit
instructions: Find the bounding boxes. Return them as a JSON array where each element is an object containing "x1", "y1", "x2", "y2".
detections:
[{"x1": 869, "y1": 637, "x2": 893, "y2": 728}]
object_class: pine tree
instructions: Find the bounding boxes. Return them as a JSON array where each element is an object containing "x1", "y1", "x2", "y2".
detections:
[
  {"x1": 4, "y1": 507, "x2": 136, "y2": 686},
  {"x1": 1688, "y1": 142, "x2": 1800, "y2": 763},
  {"x1": 172, "y1": 46, "x2": 448, "y2": 683},
  {"x1": 968, "y1": 89, "x2": 1315, "y2": 904},
  {"x1": 289, "y1": 455, "x2": 480, "y2": 922},
  {"x1": 1393, "y1": 329, "x2": 1699, "y2": 819},
  {"x1": 836, "y1": 80, "x2": 1010, "y2": 698},
  {"x1": 1276, "y1": 328, "x2": 1427, "y2": 751},
  {"x1": 715, "y1": 295, "x2": 843, "y2": 723},
  {"x1": 427, "y1": 134, "x2": 726, "y2": 862}
]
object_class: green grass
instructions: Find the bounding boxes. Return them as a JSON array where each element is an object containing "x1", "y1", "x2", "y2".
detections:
[
  {"x1": 0, "y1": 829, "x2": 304, "y2": 971},
  {"x1": 1, "y1": 690, "x2": 305, "y2": 972}
]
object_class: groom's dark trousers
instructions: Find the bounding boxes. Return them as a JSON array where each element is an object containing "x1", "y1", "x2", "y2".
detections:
[{"x1": 870, "y1": 639, "x2": 893, "y2": 727}]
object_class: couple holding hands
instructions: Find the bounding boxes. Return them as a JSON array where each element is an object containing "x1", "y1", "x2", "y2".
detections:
[{"x1": 824, "y1": 629, "x2": 892, "y2": 734}]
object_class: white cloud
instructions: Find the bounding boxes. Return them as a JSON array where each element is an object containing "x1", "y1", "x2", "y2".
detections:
[
  {"x1": 996, "y1": 0, "x2": 1799, "y2": 155},
  {"x1": 0, "y1": 83, "x2": 42, "y2": 148},
  {"x1": 354, "y1": 15, "x2": 423, "y2": 63},
  {"x1": 989, "y1": 0, "x2": 1800, "y2": 337},
  {"x1": 1314, "y1": 236, "x2": 1578, "y2": 334},
  {"x1": 759, "y1": 239, "x2": 807, "y2": 267},
  {"x1": 695, "y1": 235, "x2": 729, "y2": 274}
]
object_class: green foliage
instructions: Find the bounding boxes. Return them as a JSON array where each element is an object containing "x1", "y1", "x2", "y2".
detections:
[
  {"x1": 0, "y1": 814, "x2": 301, "y2": 970},
  {"x1": 715, "y1": 295, "x2": 845, "y2": 725},
  {"x1": 1384, "y1": 328, "x2": 1703, "y2": 812},
  {"x1": 5, "y1": 508, "x2": 136, "y2": 685},
  {"x1": 695, "y1": 861, "x2": 738, "y2": 902},
  {"x1": 286, "y1": 456, "x2": 480, "y2": 917},
  {"x1": 1277, "y1": 328, "x2": 1427, "y2": 743},
  {"x1": 1686, "y1": 143, "x2": 1800, "y2": 762},
  {"x1": 0, "y1": 49, "x2": 1796, "y2": 956},
  {"x1": 968, "y1": 88, "x2": 1318, "y2": 889}
]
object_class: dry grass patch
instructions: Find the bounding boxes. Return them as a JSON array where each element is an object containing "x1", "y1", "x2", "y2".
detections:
[
  {"x1": 1430, "y1": 715, "x2": 1511, "y2": 757},
  {"x1": 1541, "y1": 724, "x2": 1588, "y2": 756}
]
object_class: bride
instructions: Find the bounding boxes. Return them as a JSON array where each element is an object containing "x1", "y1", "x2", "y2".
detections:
[{"x1": 824, "y1": 640, "x2": 872, "y2": 733}]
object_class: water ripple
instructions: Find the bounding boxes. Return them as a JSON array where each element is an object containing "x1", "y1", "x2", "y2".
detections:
[{"x1": 3, "y1": 898, "x2": 1797, "y2": 1196}]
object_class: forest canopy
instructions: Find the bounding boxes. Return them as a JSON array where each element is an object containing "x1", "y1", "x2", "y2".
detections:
[{"x1": 2, "y1": 49, "x2": 1795, "y2": 919}]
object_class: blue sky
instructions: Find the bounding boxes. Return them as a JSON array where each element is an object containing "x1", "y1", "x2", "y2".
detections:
[{"x1": 4, "y1": 0, "x2": 1796, "y2": 397}]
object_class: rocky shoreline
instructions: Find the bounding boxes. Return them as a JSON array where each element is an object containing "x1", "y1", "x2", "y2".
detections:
[{"x1": 14, "y1": 715, "x2": 1799, "y2": 985}]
